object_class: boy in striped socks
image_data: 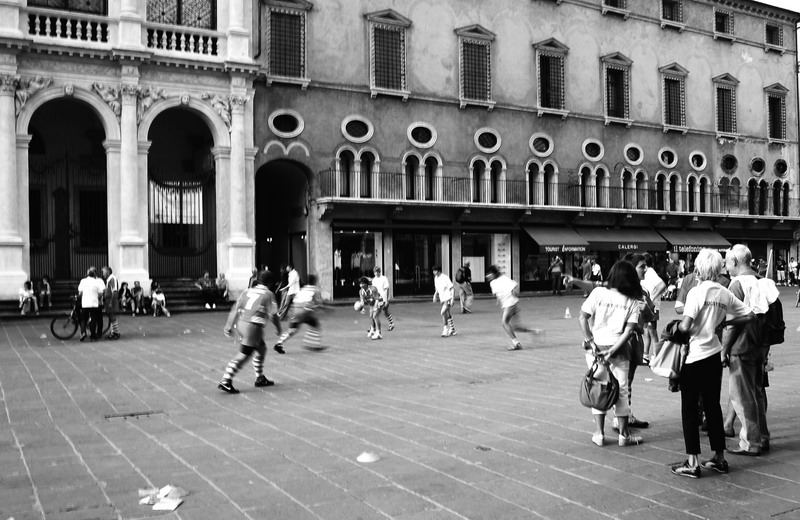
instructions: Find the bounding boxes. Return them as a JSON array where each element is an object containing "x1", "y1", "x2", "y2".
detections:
[{"x1": 273, "y1": 274, "x2": 326, "y2": 351}]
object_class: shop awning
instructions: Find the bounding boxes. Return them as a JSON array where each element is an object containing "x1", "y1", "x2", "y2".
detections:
[
  {"x1": 658, "y1": 229, "x2": 731, "y2": 253},
  {"x1": 522, "y1": 226, "x2": 589, "y2": 253},
  {"x1": 575, "y1": 227, "x2": 667, "y2": 252}
]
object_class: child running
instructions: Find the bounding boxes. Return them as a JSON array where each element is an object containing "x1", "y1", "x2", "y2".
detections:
[
  {"x1": 485, "y1": 264, "x2": 527, "y2": 351},
  {"x1": 218, "y1": 270, "x2": 279, "y2": 394},
  {"x1": 274, "y1": 274, "x2": 326, "y2": 351},
  {"x1": 371, "y1": 267, "x2": 395, "y2": 331},
  {"x1": 359, "y1": 276, "x2": 384, "y2": 340},
  {"x1": 432, "y1": 266, "x2": 456, "y2": 337}
]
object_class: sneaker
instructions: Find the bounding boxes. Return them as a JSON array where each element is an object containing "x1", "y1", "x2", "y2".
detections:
[
  {"x1": 448, "y1": 329, "x2": 457, "y2": 336},
  {"x1": 591, "y1": 433, "x2": 604, "y2": 447},
  {"x1": 441, "y1": 327, "x2": 449, "y2": 337},
  {"x1": 370, "y1": 333, "x2": 382, "y2": 340},
  {"x1": 387, "y1": 324, "x2": 394, "y2": 331},
  {"x1": 507, "y1": 343, "x2": 523, "y2": 351},
  {"x1": 212, "y1": 303, "x2": 217, "y2": 309},
  {"x1": 254, "y1": 375, "x2": 274, "y2": 387},
  {"x1": 671, "y1": 461, "x2": 701, "y2": 479},
  {"x1": 273, "y1": 343, "x2": 285, "y2": 354},
  {"x1": 629, "y1": 417, "x2": 650, "y2": 429},
  {"x1": 79, "y1": 333, "x2": 87, "y2": 342},
  {"x1": 367, "y1": 329, "x2": 375, "y2": 338},
  {"x1": 701, "y1": 458, "x2": 729, "y2": 474},
  {"x1": 217, "y1": 380, "x2": 239, "y2": 394},
  {"x1": 205, "y1": 303, "x2": 211, "y2": 310},
  {"x1": 618, "y1": 434, "x2": 642, "y2": 447}
]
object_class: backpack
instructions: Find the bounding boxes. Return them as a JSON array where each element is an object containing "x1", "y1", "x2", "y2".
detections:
[
  {"x1": 455, "y1": 268, "x2": 465, "y2": 284},
  {"x1": 761, "y1": 297, "x2": 785, "y2": 346}
]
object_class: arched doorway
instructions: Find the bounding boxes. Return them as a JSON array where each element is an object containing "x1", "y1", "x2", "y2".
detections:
[
  {"x1": 255, "y1": 160, "x2": 310, "y2": 276},
  {"x1": 28, "y1": 98, "x2": 107, "y2": 280},
  {"x1": 147, "y1": 109, "x2": 216, "y2": 279}
]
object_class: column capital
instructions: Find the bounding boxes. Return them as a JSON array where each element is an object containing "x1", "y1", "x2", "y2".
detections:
[
  {"x1": 16, "y1": 134, "x2": 32, "y2": 148},
  {"x1": 245, "y1": 147, "x2": 259, "y2": 160},
  {"x1": 103, "y1": 139, "x2": 122, "y2": 153},
  {"x1": 212, "y1": 146, "x2": 231, "y2": 159},
  {"x1": 138, "y1": 140, "x2": 152, "y2": 154},
  {"x1": 0, "y1": 74, "x2": 18, "y2": 94}
]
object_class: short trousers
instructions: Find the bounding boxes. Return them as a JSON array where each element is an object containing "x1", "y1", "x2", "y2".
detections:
[{"x1": 237, "y1": 321, "x2": 263, "y2": 347}]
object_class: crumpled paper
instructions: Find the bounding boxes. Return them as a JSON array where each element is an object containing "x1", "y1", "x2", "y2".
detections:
[{"x1": 138, "y1": 485, "x2": 187, "y2": 510}]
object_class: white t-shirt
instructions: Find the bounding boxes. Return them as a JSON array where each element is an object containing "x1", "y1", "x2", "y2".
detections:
[
  {"x1": 287, "y1": 269, "x2": 300, "y2": 295},
  {"x1": 641, "y1": 267, "x2": 666, "y2": 311},
  {"x1": 490, "y1": 275, "x2": 519, "y2": 308},
  {"x1": 434, "y1": 273, "x2": 454, "y2": 302},
  {"x1": 683, "y1": 280, "x2": 750, "y2": 364},
  {"x1": 581, "y1": 287, "x2": 640, "y2": 346},
  {"x1": 78, "y1": 276, "x2": 105, "y2": 308},
  {"x1": 372, "y1": 275, "x2": 390, "y2": 302},
  {"x1": 591, "y1": 263, "x2": 602, "y2": 278},
  {"x1": 729, "y1": 274, "x2": 779, "y2": 315}
]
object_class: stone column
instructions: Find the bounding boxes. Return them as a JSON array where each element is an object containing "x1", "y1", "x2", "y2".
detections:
[
  {"x1": 0, "y1": 74, "x2": 25, "y2": 297},
  {"x1": 227, "y1": 0, "x2": 251, "y2": 61},
  {"x1": 0, "y1": 0, "x2": 24, "y2": 39},
  {"x1": 118, "y1": 0, "x2": 144, "y2": 50},
  {"x1": 226, "y1": 94, "x2": 254, "y2": 294},
  {"x1": 117, "y1": 80, "x2": 148, "y2": 283}
]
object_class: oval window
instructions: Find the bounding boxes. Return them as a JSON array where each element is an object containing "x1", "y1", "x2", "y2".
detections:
[
  {"x1": 658, "y1": 147, "x2": 678, "y2": 169},
  {"x1": 407, "y1": 122, "x2": 437, "y2": 148},
  {"x1": 624, "y1": 143, "x2": 643, "y2": 166},
  {"x1": 267, "y1": 109, "x2": 304, "y2": 139},
  {"x1": 530, "y1": 133, "x2": 554, "y2": 157},
  {"x1": 775, "y1": 159, "x2": 788, "y2": 177},
  {"x1": 751, "y1": 157, "x2": 766, "y2": 175},
  {"x1": 582, "y1": 138, "x2": 604, "y2": 161},
  {"x1": 474, "y1": 128, "x2": 501, "y2": 153},
  {"x1": 721, "y1": 154, "x2": 738, "y2": 174},
  {"x1": 341, "y1": 115, "x2": 374, "y2": 143},
  {"x1": 689, "y1": 151, "x2": 707, "y2": 171}
]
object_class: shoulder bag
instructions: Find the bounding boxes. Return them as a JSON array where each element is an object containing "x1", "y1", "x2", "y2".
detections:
[{"x1": 579, "y1": 355, "x2": 620, "y2": 411}]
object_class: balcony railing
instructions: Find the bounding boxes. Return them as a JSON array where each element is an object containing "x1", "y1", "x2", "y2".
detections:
[
  {"x1": 144, "y1": 22, "x2": 222, "y2": 57},
  {"x1": 26, "y1": 6, "x2": 112, "y2": 45},
  {"x1": 318, "y1": 170, "x2": 795, "y2": 218}
]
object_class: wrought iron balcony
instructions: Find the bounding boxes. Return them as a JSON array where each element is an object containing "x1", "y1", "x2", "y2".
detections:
[{"x1": 318, "y1": 169, "x2": 796, "y2": 219}]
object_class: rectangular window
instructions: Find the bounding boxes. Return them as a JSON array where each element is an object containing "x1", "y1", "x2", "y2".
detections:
[
  {"x1": 78, "y1": 189, "x2": 107, "y2": 248},
  {"x1": 606, "y1": 67, "x2": 628, "y2": 119},
  {"x1": 269, "y1": 11, "x2": 303, "y2": 78},
  {"x1": 604, "y1": 0, "x2": 626, "y2": 7},
  {"x1": 715, "y1": 10, "x2": 733, "y2": 34},
  {"x1": 766, "y1": 23, "x2": 783, "y2": 47},
  {"x1": 146, "y1": 0, "x2": 215, "y2": 28},
  {"x1": 29, "y1": 188, "x2": 44, "y2": 242},
  {"x1": 768, "y1": 94, "x2": 786, "y2": 140},
  {"x1": 662, "y1": 0, "x2": 682, "y2": 22},
  {"x1": 539, "y1": 54, "x2": 565, "y2": 110},
  {"x1": 373, "y1": 26, "x2": 404, "y2": 91},
  {"x1": 462, "y1": 41, "x2": 490, "y2": 101},
  {"x1": 664, "y1": 77, "x2": 684, "y2": 126},
  {"x1": 716, "y1": 86, "x2": 736, "y2": 134},
  {"x1": 29, "y1": 0, "x2": 107, "y2": 14}
]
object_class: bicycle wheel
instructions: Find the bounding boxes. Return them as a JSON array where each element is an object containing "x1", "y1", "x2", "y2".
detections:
[{"x1": 50, "y1": 314, "x2": 78, "y2": 340}]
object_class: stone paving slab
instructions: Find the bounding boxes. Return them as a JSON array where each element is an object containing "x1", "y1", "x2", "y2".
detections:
[{"x1": 2, "y1": 289, "x2": 800, "y2": 519}]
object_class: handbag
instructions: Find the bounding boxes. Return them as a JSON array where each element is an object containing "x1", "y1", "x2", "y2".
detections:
[
  {"x1": 650, "y1": 339, "x2": 684, "y2": 378},
  {"x1": 579, "y1": 355, "x2": 620, "y2": 411}
]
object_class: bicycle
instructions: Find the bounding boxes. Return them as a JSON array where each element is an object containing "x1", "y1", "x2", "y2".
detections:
[{"x1": 50, "y1": 296, "x2": 111, "y2": 340}]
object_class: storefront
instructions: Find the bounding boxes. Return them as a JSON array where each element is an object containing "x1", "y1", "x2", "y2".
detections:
[
  {"x1": 520, "y1": 226, "x2": 588, "y2": 291},
  {"x1": 332, "y1": 228, "x2": 382, "y2": 299},
  {"x1": 393, "y1": 231, "x2": 449, "y2": 296},
  {"x1": 574, "y1": 227, "x2": 667, "y2": 279},
  {"x1": 461, "y1": 232, "x2": 512, "y2": 293}
]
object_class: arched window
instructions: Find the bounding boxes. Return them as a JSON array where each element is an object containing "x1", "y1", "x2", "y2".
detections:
[
  {"x1": 424, "y1": 157, "x2": 438, "y2": 201},
  {"x1": 730, "y1": 178, "x2": 741, "y2": 211},
  {"x1": 748, "y1": 179, "x2": 758, "y2": 215},
  {"x1": 360, "y1": 151, "x2": 375, "y2": 198},
  {"x1": 622, "y1": 168, "x2": 634, "y2": 209},
  {"x1": 699, "y1": 177, "x2": 708, "y2": 213},
  {"x1": 405, "y1": 155, "x2": 419, "y2": 200},
  {"x1": 596, "y1": 167, "x2": 608, "y2": 208},
  {"x1": 688, "y1": 176, "x2": 697, "y2": 212},
  {"x1": 718, "y1": 178, "x2": 729, "y2": 212},
  {"x1": 669, "y1": 175, "x2": 678, "y2": 211},
  {"x1": 544, "y1": 163, "x2": 556, "y2": 205},
  {"x1": 580, "y1": 165, "x2": 592, "y2": 207},
  {"x1": 782, "y1": 182, "x2": 790, "y2": 216},
  {"x1": 656, "y1": 174, "x2": 666, "y2": 211},
  {"x1": 528, "y1": 162, "x2": 541, "y2": 204},
  {"x1": 472, "y1": 161, "x2": 485, "y2": 203},
  {"x1": 635, "y1": 171, "x2": 648, "y2": 209},
  {"x1": 758, "y1": 179, "x2": 768, "y2": 215},
  {"x1": 490, "y1": 160, "x2": 503, "y2": 203},
  {"x1": 337, "y1": 149, "x2": 354, "y2": 197}
]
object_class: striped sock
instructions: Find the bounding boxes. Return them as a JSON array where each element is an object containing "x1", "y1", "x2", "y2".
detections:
[
  {"x1": 252, "y1": 351, "x2": 264, "y2": 377},
  {"x1": 223, "y1": 352, "x2": 249, "y2": 382},
  {"x1": 304, "y1": 328, "x2": 321, "y2": 348},
  {"x1": 447, "y1": 317, "x2": 455, "y2": 332},
  {"x1": 111, "y1": 321, "x2": 119, "y2": 334},
  {"x1": 387, "y1": 314, "x2": 395, "y2": 327}
]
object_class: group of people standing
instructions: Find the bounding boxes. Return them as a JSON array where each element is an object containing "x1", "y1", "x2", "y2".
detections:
[
  {"x1": 76, "y1": 266, "x2": 121, "y2": 341},
  {"x1": 568, "y1": 243, "x2": 780, "y2": 480}
]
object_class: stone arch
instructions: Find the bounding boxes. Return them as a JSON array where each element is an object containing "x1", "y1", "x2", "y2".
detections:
[
  {"x1": 261, "y1": 139, "x2": 311, "y2": 162},
  {"x1": 17, "y1": 85, "x2": 121, "y2": 140},
  {"x1": 138, "y1": 96, "x2": 231, "y2": 148},
  {"x1": 401, "y1": 150, "x2": 423, "y2": 167},
  {"x1": 357, "y1": 146, "x2": 381, "y2": 164},
  {"x1": 469, "y1": 156, "x2": 489, "y2": 203}
]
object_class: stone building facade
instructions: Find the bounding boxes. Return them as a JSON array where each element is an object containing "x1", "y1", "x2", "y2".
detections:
[{"x1": 253, "y1": 0, "x2": 800, "y2": 299}]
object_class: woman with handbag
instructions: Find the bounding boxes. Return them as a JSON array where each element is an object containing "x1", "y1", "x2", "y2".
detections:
[
  {"x1": 578, "y1": 260, "x2": 643, "y2": 447},
  {"x1": 672, "y1": 249, "x2": 753, "y2": 479}
]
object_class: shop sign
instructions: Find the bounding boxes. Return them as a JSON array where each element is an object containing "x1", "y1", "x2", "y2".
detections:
[
  {"x1": 544, "y1": 245, "x2": 587, "y2": 253},
  {"x1": 617, "y1": 243, "x2": 638, "y2": 250},
  {"x1": 492, "y1": 233, "x2": 511, "y2": 276}
]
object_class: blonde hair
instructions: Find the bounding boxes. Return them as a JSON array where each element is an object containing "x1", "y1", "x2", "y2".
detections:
[{"x1": 694, "y1": 248, "x2": 723, "y2": 281}]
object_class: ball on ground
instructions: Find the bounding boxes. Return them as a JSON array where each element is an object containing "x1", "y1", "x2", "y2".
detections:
[{"x1": 353, "y1": 300, "x2": 364, "y2": 312}]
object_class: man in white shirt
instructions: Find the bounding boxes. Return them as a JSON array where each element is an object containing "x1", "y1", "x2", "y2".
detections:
[
  {"x1": 278, "y1": 264, "x2": 301, "y2": 321},
  {"x1": 371, "y1": 267, "x2": 395, "y2": 331},
  {"x1": 640, "y1": 253, "x2": 667, "y2": 363},
  {"x1": 486, "y1": 265, "x2": 527, "y2": 351},
  {"x1": 432, "y1": 266, "x2": 456, "y2": 337},
  {"x1": 77, "y1": 266, "x2": 105, "y2": 341}
]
